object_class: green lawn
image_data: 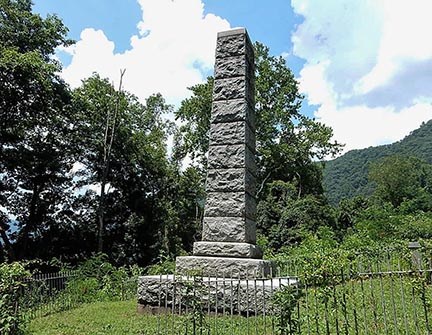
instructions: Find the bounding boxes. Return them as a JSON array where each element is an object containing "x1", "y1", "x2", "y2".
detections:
[
  {"x1": 28, "y1": 300, "x2": 157, "y2": 335},
  {"x1": 27, "y1": 299, "x2": 275, "y2": 335}
]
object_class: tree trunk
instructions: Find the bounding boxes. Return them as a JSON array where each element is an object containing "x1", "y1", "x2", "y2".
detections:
[
  {"x1": 19, "y1": 181, "x2": 41, "y2": 258},
  {"x1": 96, "y1": 69, "x2": 125, "y2": 253},
  {"x1": 0, "y1": 223, "x2": 14, "y2": 261},
  {"x1": 97, "y1": 179, "x2": 106, "y2": 253}
]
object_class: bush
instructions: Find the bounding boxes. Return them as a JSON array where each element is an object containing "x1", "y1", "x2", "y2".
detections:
[
  {"x1": 63, "y1": 254, "x2": 144, "y2": 304},
  {"x1": 146, "y1": 255, "x2": 175, "y2": 275},
  {"x1": 0, "y1": 262, "x2": 31, "y2": 335},
  {"x1": 272, "y1": 285, "x2": 303, "y2": 334}
]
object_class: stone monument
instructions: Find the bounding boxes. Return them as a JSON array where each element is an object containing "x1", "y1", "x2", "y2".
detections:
[{"x1": 176, "y1": 28, "x2": 273, "y2": 278}]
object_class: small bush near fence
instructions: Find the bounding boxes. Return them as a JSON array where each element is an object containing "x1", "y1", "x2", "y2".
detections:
[
  {"x1": 20, "y1": 254, "x2": 143, "y2": 320},
  {"x1": 0, "y1": 262, "x2": 31, "y2": 335}
]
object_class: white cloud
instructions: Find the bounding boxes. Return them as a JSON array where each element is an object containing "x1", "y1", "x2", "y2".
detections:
[
  {"x1": 298, "y1": 61, "x2": 335, "y2": 107},
  {"x1": 60, "y1": 0, "x2": 230, "y2": 107},
  {"x1": 316, "y1": 103, "x2": 432, "y2": 151},
  {"x1": 291, "y1": 0, "x2": 432, "y2": 153},
  {"x1": 356, "y1": 0, "x2": 432, "y2": 95}
]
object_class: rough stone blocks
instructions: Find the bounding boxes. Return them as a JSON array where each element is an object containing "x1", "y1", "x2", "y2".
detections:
[
  {"x1": 213, "y1": 77, "x2": 254, "y2": 106},
  {"x1": 209, "y1": 121, "x2": 255, "y2": 149},
  {"x1": 204, "y1": 191, "x2": 256, "y2": 219},
  {"x1": 193, "y1": 241, "x2": 262, "y2": 259},
  {"x1": 211, "y1": 99, "x2": 255, "y2": 130},
  {"x1": 206, "y1": 168, "x2": 256, "y2": 195},
  {"x1": 207, "y1": 144, "x2": 256, "y2": 174},
  {"x1": 216, "y1": 28, "x2": 254, "y2": 65},
  {"x1": 201, "y1": 217, "x2": 256, "y2": 243},
  {"x1": 175, "y1": 256, "x2": 274, "y2": 278}
]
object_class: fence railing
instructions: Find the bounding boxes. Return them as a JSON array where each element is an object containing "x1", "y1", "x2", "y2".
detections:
[
  {"x1": 19, "y1": 270, "x2": 137, "y2": 319},
  {"x1": 19, "y1": 251, "x2": 432, "y2": 334},
  {"x1": 136, "y1": 263, "x2": 432, "y2": 334}
]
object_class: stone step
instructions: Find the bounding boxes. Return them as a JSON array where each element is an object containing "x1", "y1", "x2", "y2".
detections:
[
  {"x1": 176, "y1": 256, "x2": 274, "y2": 278},
  {"x1": 193, "y1": 241, "x2": 263, "y2": 259}
]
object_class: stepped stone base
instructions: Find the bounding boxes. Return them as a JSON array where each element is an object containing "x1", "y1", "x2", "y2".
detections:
[
  {"x1": 176, "y1": 256, "x2": 274, "y2": 278},
  {"x1": 193, "y1": 241, "x2": 262, "y2": 259}
]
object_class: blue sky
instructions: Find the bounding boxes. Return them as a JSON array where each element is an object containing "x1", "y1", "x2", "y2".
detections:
[{"x1": 33, "y1": 0, "x2": 432, "y2": 154}]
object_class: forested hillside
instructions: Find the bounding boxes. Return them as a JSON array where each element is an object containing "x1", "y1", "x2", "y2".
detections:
[{"x1": 323, "y1": 119, "x2": 432, "y2": 204}]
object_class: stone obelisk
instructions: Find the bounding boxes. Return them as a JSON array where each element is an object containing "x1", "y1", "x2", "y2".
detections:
[{"x1": 176, "y1": 28, "x2": 273, "y2": 278}]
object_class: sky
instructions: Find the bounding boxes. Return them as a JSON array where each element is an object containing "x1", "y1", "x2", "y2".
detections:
[{"x1": 32, "y1": 0, "x2": 432, "y2": 155}]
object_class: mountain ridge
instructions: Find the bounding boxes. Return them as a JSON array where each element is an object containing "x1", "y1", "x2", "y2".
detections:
[{"x1": 323, "y1": 120, "x2": 432, "y2": 205}]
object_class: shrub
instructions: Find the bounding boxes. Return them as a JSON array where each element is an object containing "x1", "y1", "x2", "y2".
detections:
[
  {"x1": 272, "y1": 285, "x2": 303, "y2": 334},
  {"x1": 63, "y1": 254, "x2": 144, "y2": 304},
  {"x1": 0, "y1": 262, "x2": 31, "y2": 335}
]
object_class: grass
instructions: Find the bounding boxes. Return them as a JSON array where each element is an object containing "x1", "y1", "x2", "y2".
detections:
[
  {"x1": 27, "y1": 299, "x2": 277, "y2": 335},
  {"x1": 28, "y1": 300, "x2": 156, "y2": 335},
  {"x1": 296, "y1": 274, "x2": 432, "y2": 334}
]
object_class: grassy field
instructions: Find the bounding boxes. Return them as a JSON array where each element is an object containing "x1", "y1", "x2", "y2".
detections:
[
  {"x1": 27, "y1": 299, "x2": 277, "y2": 335},
  {"x1": 28, "y1": 300, "x2": 155, "y2": 335}
]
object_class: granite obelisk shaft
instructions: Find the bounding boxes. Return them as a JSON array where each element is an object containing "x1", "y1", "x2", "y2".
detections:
[
  {"x1": 176, "y1": 28, "x2": 273, "y2": 278},
  {"x1": 203, "y1": 28, "x2": 256, "y2": 246}
]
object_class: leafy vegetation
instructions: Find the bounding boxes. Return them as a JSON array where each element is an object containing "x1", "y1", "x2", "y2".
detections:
[
  {"x1": 0, "y1": 262, "x2": 31, "y2": 334},
  {"x1": 0, "y1": 0, "x2": 204, "y2": 266}
]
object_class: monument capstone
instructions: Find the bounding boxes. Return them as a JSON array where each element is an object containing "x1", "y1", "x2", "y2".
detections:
[{"x1": 176, "y1": 28, "x2": 274, "y2": 278}]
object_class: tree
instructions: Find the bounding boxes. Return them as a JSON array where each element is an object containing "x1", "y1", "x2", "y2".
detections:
[
  {"x1": 254, "y1": 43, "x2": 341, "y2": 197},
  {"x1": 336, "y1": 196, "x2": 370, "y2": 233},
  {"x1": 256, "y1": 181, "x2": 336, "y2": 250},
  {"x1": 369, "y1": 155, "x2": 432, "y2": 208},
  {"x1": 0, "y1": 0, "x2": 74, "y2": 259},
  {"x1": 173, "y1": 78, "x2": 213, "y2": 166},
  {"x1": 71, "y1": 74, "x2": 174, "y2": 263},
  {"x1": 96, "y1": 69, "x2": 125, "y2": 253}
]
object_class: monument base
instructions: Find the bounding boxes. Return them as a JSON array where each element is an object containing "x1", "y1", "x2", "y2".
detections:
[
  {"x1": 175, "y1": 255, "x2": 275, "y2": 278},
  {"x1": 137, "y1": 274, "x2": 297, "y2": 314}
]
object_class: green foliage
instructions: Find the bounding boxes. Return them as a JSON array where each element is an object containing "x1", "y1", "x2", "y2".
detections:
[
  {"x1": 369, "y1": 155, "x2": 432, "y2": 207},
  {"x1": 62, "y1": 254, "x2": 143, "y2": 304},
  {"x1": 179, "y1": 275, "x2": 209, "y2": 334},
  {"x1": 0, "y1": 262, "x2": 31, "y2": 335},
  {"x1": 174, "y1": 78, "x2": 213, "y2": 165},
  {"x1": 336, "y1": 195, "x2": 370, "y2": 233},
  {"x1": 0, "y1": 0, "x2": 75, "y2": 260},
  {"x1": 1, "y1": 1, "x2": 204, "y2": 267},
  {"x1": 257, "y1": 181, "x2": 336, "y2": 250},
  {"x1": 145, "y1": 255, "x2": 176, "y2": 275},
  {"x1": 324, "y1": 120, "x2": 432, "y2": 205},
  {"x1": 272, "y1": 285, "x2": 302, "y2": 334},
  {"x1": 394, "y1": 213, "x2": 432, "y2": 240},
  {"x1": 278, "y1": 231, "x2": 352, "y2": 284}
]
